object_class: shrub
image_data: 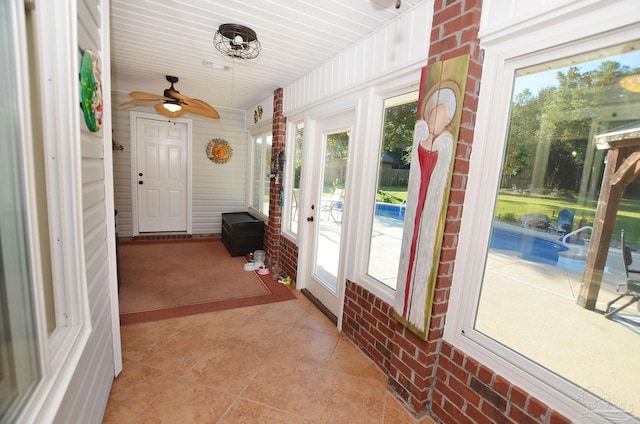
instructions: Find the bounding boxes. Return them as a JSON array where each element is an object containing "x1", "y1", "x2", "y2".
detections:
[
  {"x1": 377, "y1": 190, "x2": 402, "y2": 204},
  {"x1": 499, "y1": 212, "x2": 519, "y2": 223}
]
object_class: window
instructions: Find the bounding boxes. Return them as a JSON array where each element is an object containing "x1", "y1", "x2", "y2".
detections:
[
  {"x1": 284, "y1": 121, "x2": 304, "y2": 235},
  {"x1": 0, "y1": 7, "x2": 41, "y2": 415},
  {"x1": 250, "y1": 131, "x2": 272, "y2": 216},
  {"x1": 367, "y1": 91, "x2": 418, "y2": 289},
  {"x1": 452, "y1": 37, "x2": 640, "y2": 422},
  {"x1": 1, "y1": 1, "x2": 92, "y2": 421}
]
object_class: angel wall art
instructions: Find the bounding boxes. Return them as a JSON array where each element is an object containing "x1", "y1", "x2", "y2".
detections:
[{"x1": 394, "y1": 54, "x2": 470, "y2": 340}]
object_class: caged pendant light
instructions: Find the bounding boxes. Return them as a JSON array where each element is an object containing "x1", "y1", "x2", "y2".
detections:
[{"x1": 213, "y1": 23, "x2": 261, "y2": 60}]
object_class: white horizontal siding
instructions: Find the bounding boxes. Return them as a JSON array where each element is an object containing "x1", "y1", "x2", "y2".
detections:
[
  {"x1": 53, "y1": 0, "x2": 117, "y2": 422},
  {"x1": 112, "y1": 91, "x2": 248, "y2": 237},
  {"x1": 54, "y1": 280, "x2": 114, "y2": 423},
  {"x1": 191, "y1": 106, "x2": 248, "y2": 235},
  {"x1": 282, "y1": 1, "x2": 431, "y2": 114},
  {"x1": 245, "y1": 95, "x2": 274, "y2": 131}
]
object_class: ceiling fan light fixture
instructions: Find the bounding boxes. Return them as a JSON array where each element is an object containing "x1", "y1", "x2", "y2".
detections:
[
  {"x1": 162, "y1": 101, "x2": 182, "y2": 112},
  {"x1": 213, "y1": 23, "x2": 261, "y2": 60}
]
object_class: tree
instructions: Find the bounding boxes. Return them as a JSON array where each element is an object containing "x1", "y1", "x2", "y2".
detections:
[
  {"x1": 326, "y1": 131, "x2": 349, "y2": 159},
  {"x1": 502, "y1": 89, "x2": 540, "y2": 186},
  {"x1": 503, "y1": 60, "x2": 640, "y2": 191},
  {"x1": 382, "y1": 100, "x2": 418, "y2": 167}
]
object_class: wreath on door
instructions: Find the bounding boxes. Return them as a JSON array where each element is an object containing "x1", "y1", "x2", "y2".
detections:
[{"x1": 205, "y1": 138, "x2": 233, "y2": 164}]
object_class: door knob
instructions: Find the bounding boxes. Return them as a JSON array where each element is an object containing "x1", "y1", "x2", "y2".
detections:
[
  {"x1": 307, "y1": 216, "x2": 314, "y2": 222},
  {"x1": 138, "y1": 181, "x2": 144, "y2": 185}
]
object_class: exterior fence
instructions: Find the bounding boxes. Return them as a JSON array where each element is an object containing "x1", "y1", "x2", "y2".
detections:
[{"x1": 324, "y1": 167, "x2": 410, "y2": 187}]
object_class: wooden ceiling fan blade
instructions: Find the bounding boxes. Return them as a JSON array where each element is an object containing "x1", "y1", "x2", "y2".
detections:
[
  {"x1": 190, "y1": 98, "x2": 217, "y2": 113},
  {"x1": 167, "y1": 90, "x2": 189, "y2": 102},
  {"x1": 120, "y1": 98, "x2": 155, "y2": 108},
  {"x1": 129, "y1": 91, "x2": 170, "y2": 101},
  {"x1": 154, "y1": 102, "x2": 186, "y2": 118},
  {"x1": 181, "y1": 103, "x2": 220, "y2": 119}
]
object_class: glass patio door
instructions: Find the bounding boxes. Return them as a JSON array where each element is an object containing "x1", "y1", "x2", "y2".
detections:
[{"x1": 303, "y1": 111, "x2": 354, "y2": 317}]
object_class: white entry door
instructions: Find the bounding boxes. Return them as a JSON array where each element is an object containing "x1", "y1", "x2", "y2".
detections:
[
  {"x1": 302, "y1": 110, "x2": 354, "y2": 318},
  {"x1": 136, "y1": 117, "x2": 189, "y2": 232}
]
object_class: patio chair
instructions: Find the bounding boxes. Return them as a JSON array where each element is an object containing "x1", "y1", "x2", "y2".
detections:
[
  {"x1": 552, "y1": 208, "x2": 574, "y2": 235},
  {"x1": 604, "y1": 229, "x2": 640, "y2": 318},
  {"x1": 321, "y1": 188, "x2": 343, "y2": 222},
  {"x1": 292, "y1": 188, "x2": 299, "y2": 221}
]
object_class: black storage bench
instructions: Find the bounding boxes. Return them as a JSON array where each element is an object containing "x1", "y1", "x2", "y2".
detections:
[{"x1": 221, "y1": 212, "x2": 265, "y2": 257}]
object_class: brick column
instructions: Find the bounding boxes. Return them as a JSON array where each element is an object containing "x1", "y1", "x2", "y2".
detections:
[
  {"x1": 265, "y1": 88, "x2": 286, "y2": 267},
  {"x1": 386, "y1": 0, "x2": 485, "y2": 414}
]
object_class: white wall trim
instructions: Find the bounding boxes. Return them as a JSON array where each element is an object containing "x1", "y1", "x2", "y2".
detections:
[
  {"x1": 100, "y1": 0, "x2": 122, "y2": 377},
  {"x1": 15, "y1": 0, "x2": 93, "y2": 421},
  {"x1": 349, "y1": 69, "x2": 422, "y2": 307}
]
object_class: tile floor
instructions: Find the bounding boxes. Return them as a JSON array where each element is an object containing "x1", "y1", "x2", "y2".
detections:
[{"x1": 103, "y1": 287, "x2": 436, "y2": 424}]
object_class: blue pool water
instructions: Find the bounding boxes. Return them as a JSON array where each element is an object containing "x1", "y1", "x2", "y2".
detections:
[
  {"x1": 375, "y1": 203, "x2": 405, "y2": 220},
  {"x1": 490, "y1": 227, "x2": 568, "y2": 265}
]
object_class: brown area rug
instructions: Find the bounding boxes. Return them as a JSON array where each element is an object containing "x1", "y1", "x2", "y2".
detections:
[{"x1": 117, "y1": 238, "x2": 295, "y2": 325}]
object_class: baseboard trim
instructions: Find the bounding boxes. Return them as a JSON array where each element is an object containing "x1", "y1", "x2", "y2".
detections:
[{"x1": 301, "y1": 288, "x2": 338, "y2": 326}]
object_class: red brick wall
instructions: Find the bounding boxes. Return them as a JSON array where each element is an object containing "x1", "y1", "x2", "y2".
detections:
[
  {"x1": 343, "y1": 280, "x2": 437, "y2": 414},
  {"x1": 340, "y1": 0, "x2": 573, "y2": 422},
  {"x1": 343, "y1": 279, "x2": 572, "y2": 423},
  {"x1": 279, "y1": 236, "x2": 298, "y2": 288},
  {"x1": 262, "y1": 87, "x2": 298, "y2": 287},
  {"x1": 434, "y1": 342, "x2": 572, "y2": 424},
  {"x1": 265, "y1": 88, "x2": 286, "y2": 267}
]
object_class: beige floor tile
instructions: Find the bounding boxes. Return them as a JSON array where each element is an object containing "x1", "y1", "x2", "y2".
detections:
[
  {"x1": 327, "y1": 337, "x2": 387, "y2": 383},
  {"x1": 120, "y1": 320, "x2": 181, "y2": 362},
  {"x1": 173, "y1": 309, "x2": 250, "y2": 341},
  {"x1": 306, "y1": 371, "x2": 386, "y2": 424},
  {"x1": 229, "y1": 303, "x2": 264, "y2": 317},
  {"x1": 295, "y1": 306, "x2": 338, "y2": 335},
  {"x1": 226, "y1": 316, "x2": 291, "y2": 355},
  {"x1": 255, "y1": 298, "x2": 311, "y2": 326},
  {"x1": 220, "y1": 398, "x2": 303, "y2": 424},
  {"x1": 132, "y1": 379, "x2": 236, "y2": 423},
  {"x1": 105, "y1": 290, "x2": 428, "y2": 423},
  {"x1": 242, "y1": 355, "x2": 323, "y2": 415},
  {"x1": 383, "y1": 392, "x2": 429, "y2": 424},
  {"x1": 275, "y1": 326, "x2": 340, "y2": 365},
  {"x1": 184, "y1": 343, "x2": 266, "y2": 394},
  {"x1": 138, "y1": 331, "x2": 219, "y2": 375},
  {"x1": 102, "y1": 361, "x2": 175, "y2": 423}
]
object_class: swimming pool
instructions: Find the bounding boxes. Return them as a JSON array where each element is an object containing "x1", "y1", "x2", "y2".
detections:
[
  {"x1": 490, "y1": 227, "x2": 568, "y2": 265},
  {"x1": 375, "y1": 202, "x2": 405, "y2": 220}
]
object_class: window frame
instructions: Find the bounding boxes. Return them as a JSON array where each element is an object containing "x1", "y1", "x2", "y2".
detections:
[
  {"x1": 248, "y1": 126, "x2": 273, "y2": 218},
  {"x1": 353, "y1": 73, "x2": 422, "y2": 307},
  {"x1": 445, "y1": 12, "x2": 640, "y2": 422},
  {"x1": 281, "y1": 117, "x2": 305, "y2": 241},
  {"x1": 363, "y1": 89, "x2": 419, "y2": 293},
  {"x1": 13, "y1": 1, "x2": 92, "y2": 421}
]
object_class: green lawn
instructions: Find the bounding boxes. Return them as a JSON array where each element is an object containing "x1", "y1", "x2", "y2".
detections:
[
  {"x1": 377, "y1": 186, "x2": 408, "y2": 204},
  {"x1": 496, "y1": 192, "x2": 640, "y2": 247}
]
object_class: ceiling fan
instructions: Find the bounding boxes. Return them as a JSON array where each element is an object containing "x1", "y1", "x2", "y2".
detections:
[{"x1": 120, "y1": 75, "x2": 220, "y2": 119}]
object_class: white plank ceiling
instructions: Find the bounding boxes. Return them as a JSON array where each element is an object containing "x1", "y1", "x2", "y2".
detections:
[{"x1": 110, "y1": 0, "x2": 427, "y2": 111}]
